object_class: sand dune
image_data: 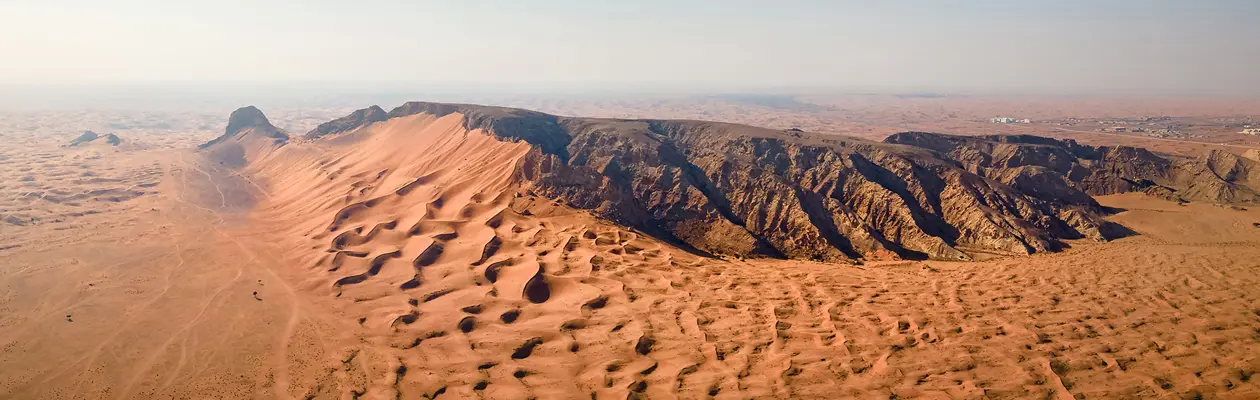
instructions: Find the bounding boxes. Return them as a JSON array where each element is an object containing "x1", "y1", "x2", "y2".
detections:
[
  {"x1": 2, "y1": 105, "x2": 1260, "y2": 399},
  {"x1": 225, "y1": 108, "x2": 1260, "y2": 398}
]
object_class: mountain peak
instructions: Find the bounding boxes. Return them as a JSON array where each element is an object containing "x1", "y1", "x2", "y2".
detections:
[
  {"x1": 200, "y1": 106, "x2": 287, "y2": 149},
  {"x1": 225, "y1": 106, "x2": 276, "y2": 137}
]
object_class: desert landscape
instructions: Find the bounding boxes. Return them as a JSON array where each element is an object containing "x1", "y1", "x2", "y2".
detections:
[
  {"x1": 1, "y1": 97, "x2": 1258, "y2": 400},
  {"x1": 7, "y1": 1, "x2": 1260, "y2": 398}
]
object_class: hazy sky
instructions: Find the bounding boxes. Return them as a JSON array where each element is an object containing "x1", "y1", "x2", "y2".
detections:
[{"x1": 2, "y1": 0, "x2": 1258, "y2": 96}]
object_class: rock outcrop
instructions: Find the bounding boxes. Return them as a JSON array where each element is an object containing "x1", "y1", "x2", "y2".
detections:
[
  {"x1": 67, "y1": 131, "x2": 121, "y2": 147},
  {"x1": 1244, "y1": 149, "x2": 1260, "y2": 163},
  {"x1": 217, "y1": 102, "x2": 1259, "y2": 262},
  {"x1": 67, "y1": 131, "x2": 99, "y2": 146},
  {"x1": 199, "y1": 106, "x2": 289, "y2": 168},
  {"x1": 370, "y1": 103, "x2": 1128, "y2": 261},
  {"x1": 388, "y1": 101, "x2": 571, "y2": 158},
  {"x1": 304, "y1": 106, "x2": 388, "y2": 139},
  {"x1": 503, "y1": 118, "x2": 1125, "y2": 262},
  {"x1": 884, "y1": 132, "x2": 1260, "y2": 204},
  {"x1": 200, "y1": 106, "x2": 288, "y2": 149}
]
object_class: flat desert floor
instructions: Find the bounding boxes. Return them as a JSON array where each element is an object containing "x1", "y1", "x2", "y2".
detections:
[{"x1": 2, "y1": 109, "x2": 1260, "y2": 400}]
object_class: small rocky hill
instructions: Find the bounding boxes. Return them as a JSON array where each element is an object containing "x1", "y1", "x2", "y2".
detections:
[
  {"x1": 67, "y1": 131, "x2": 122, "y2": 147},
  {"x1": 68, "y1": 131, "x2": 99, "y2": 146},
  {"x1": 198, "y1": 106, "x2": 289, "y2": 168}
]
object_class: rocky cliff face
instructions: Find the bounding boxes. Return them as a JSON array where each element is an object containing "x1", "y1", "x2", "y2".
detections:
[
  {"x1": 358, "y1": 102, "x2": 1137, "y2": 261},
  {"x1": 218, "y1": 102, "x2": 1257, "y2": 262},
  {"x1": 505, "y1": 118, "x2": 1126, "y2": 262},
  {"x1": 884, "y1": 132, "x2": 1260, "y2": 204}
]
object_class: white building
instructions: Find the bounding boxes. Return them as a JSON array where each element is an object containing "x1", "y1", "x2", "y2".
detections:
[
  {"x1": 1242, "y1": 128, "x2": 1260, "y2": 135},
  {"x1": 990, "y1": 117, "x2": 1030, "y2": 124}
]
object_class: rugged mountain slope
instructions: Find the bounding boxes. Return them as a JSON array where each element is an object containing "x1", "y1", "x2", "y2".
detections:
[
  {"x1": 199, "y1": 105, "x2": 289, "y2": 168},
  {"x1": 509, "y1": 119, "x2": 1125, "y2": 261},
  {"x1": 884, "y1": 132, "x2": 1260, "y2": 204},
  {"x1": 211, "y1": 102, "x2": 1142, "y2": 262}
]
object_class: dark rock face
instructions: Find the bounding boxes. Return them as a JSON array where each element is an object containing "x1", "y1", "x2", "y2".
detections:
[
  {"x1": 68, "y1": 131, "x2": 99, "y2": 146},
  {"x1": 304, "y1": 106, "x2": 388, "y2": 139},
  {"x1": 388, "y1": 102, "x2": 571, "y2": 160},
  {"x1": 884, "y1": 132, "x2": 1260, "y2": 204},
  {"x1": 286, "y1": 102, "x2": 1256, "y2": 262},
  {"x1": 200, "y1": 106, "x2": 288, "y2": 149},
  {"x1": 67, "y1": 131, "x2": 120, "y2": 147},
  {"x1": 508, "y1": 119, "x2": 1124, "y2": 261},
  {"x1": 199, "y1": 106, "x2": 291, "y2": 169}
]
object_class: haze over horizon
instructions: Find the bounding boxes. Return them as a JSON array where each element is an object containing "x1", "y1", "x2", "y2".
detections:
[{"x1": 2, "y1": 0, "x2": 1259, "y2": 98}]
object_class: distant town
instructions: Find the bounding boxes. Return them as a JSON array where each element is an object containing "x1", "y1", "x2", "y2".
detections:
[
  {"x1": 980, "y1": 113, "x2": 1260, "y2": 145},
  {"x1": 989, "y1": 117, "x2": 1031, "y2": 124}
]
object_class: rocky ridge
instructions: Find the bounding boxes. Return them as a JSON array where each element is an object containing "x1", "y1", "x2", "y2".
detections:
[
  {"x1": 304, "y1": 105, "x2": 388, "y2": 139},
  {"x1": 207, "y1": 102, "x2": 1260, "y2": 262},
  {"x1": 884, "y1": 132, "x2": 1260, "y2": 204}
]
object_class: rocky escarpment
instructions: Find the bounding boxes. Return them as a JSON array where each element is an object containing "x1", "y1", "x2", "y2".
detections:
[
  {"x1": 885, "y1": 132, "x2": 1260, "y2": 204},
  {"x1": 304, "y1": 106, "x2": 387, "y2": 139},
  {"x1": 221, "y1": 102, "x2": 1158, "y2": 262},
  {"x1": 361, "y1": 104, "x2": 1131, "y2": 261},
  {"x1": 503, "y1": 118, "x2": 1127, "y2": 262}
]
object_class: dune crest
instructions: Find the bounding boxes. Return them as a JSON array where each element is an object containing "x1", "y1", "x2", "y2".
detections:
[{"x1": 229, "y1": 110, "x2": 712, "y2": 398}]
